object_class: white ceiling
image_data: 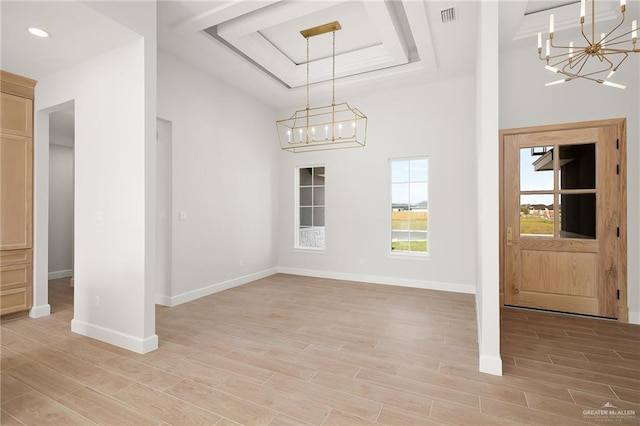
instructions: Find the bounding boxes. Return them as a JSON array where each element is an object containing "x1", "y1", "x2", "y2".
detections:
[
  {"x1": 1, "y1": 1, "x2": 636, "y2": 110},
  {"x1": 0, "y1": 1, "x2": 140, "y2": 80},
  {"x1": 158, "y1": 0, "x2": 479, "y2": 108}
]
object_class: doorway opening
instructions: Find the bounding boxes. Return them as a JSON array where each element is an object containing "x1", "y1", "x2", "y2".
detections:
[{"x1": 48, "y1": 105, "x2": 75, "y2": 313}]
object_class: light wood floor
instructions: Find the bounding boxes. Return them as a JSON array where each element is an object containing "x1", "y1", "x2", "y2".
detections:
[{"x1": 1, "y1": 274, "x2": 639, "y2": 425}]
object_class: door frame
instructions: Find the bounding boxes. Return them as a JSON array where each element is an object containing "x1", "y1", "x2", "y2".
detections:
[{"x1": 499, "y1": 118, "x2": 628, "y2": 322}]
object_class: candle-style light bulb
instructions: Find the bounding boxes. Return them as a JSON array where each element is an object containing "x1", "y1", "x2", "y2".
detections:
[
  {"x1": 298, "y1": 128, "x2": 303, "y2": 142},
  {"x1": 338, "y1": 123, "x2": 343, "y2": 138},
  {"x1": 537, "y1": 32, "x2": 542, "y2": 50},
  {"x1": 580, "y1": 0, "x2": 586, "y2": 18},
  {"x1": 324, "y1": 125, "x2": 329, "y2": 140},
  {"x1": 601, "y1": 33, "x2": 606, "y2": 50},
  {"x1": 633, "y1": 20, "x2": 638, "y2": 39},
  {"x1": 287, "y1": 129, "x2": 291, "y2": 143},
  {"x1": 546, "y1": 39, "x2": 550, "y2": 58},
  {"x1": 569, "y1": 41, "x2": 574, "y2": 58},
  {"x1": 549, "y1": 14, "x2": 554, "y2": 34},
  {"x1": 311, "y1": 127, "x2": 316, "y2": 141}
]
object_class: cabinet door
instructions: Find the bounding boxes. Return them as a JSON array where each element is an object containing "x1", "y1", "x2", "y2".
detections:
[
  {"x1": 0, "y1": 134, "x2": 33, "y2": 250},
  {"x1": 0, "y1": 93, "x2": 33, "y2": 137}
]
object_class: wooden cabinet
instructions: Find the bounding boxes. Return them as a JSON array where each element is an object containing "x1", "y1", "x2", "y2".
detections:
[{"x1": 0, "y1": 70, "x2": 36, "y2": 315}]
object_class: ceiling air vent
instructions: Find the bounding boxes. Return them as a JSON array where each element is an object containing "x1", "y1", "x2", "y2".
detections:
[{"x1": 440, "y1": 6, "x2": 457, "y2": 23}]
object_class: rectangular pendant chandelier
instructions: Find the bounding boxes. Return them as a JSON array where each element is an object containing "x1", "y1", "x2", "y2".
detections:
[{"x1": 276, "y1": 21, "x2": 368, "y2": 153}]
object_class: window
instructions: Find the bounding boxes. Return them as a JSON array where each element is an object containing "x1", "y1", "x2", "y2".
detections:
[
  {"x1": 296, "y1": 166, "x2": 325, "y2": 249},
  {"x1": 390, "y1": 158, "x2": 428, "y2": 254}
]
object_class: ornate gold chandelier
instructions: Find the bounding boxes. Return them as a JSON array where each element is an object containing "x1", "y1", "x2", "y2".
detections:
[
  {"x1": 538, "y1": 0, "x2": 638, "y2": 89},
  {"x1": 276, "y1": 22, "x2": 367, "y2": 153}
]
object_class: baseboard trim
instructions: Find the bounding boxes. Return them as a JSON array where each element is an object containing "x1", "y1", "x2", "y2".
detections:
[
  {"x1": 155, "y1": 294, "x2": 172, "y2": 306},
  {"x1": 163, "y1": 267, "x2": 279, "y2": 307},
  {"x1": 629, "y1": 311, "x2": 640, "y2": 325},
  {"x1": 479, "y1": 354, "x2": 503, "y2": 376},
  {"x1": 277, "y1": 267, "x2": 476, "y2": 294},
  {"x1": 29, "y1": 304, "x2": 51, "y2": 318},
  {"x1": 48, "y1": 269, "x2": 73, "y2": 280},
  {"x1": 71, "y1": 319, "x2": 158, "y2": 354}
]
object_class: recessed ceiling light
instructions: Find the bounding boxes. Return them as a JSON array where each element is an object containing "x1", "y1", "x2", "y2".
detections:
[{"x1": 28, "y1": 27, "x2": 51, "y2": 38}]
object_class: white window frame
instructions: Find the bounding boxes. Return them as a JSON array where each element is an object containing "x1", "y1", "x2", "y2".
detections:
[
  {"x1": 294, "y1": 164, "x2": 326, "y2": 251},
  {"x1": 388, "y1": 156, "x2": 429, "y2": 259}
]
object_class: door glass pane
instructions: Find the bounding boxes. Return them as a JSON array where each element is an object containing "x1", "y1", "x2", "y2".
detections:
[
  {"x1": 521, "y1": 146, "x2": 554, "y2": 191},
  {"x1": 559, "y1": 143, "x2": 596, "y2": 189},
  {"x1": 560, "y1": 193, "x2": 596, "y2": 239},
  {"x1": 520, "y1": 194, "x2": 554, "y2": 237}
]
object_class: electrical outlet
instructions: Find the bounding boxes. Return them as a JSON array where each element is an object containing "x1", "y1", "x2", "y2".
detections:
[
  {"x1": 238, "y1": 259, "x2": 243, "y2": 268},
  {"x1": 95, "y1": 296, "x2": 100, "y2": 308},
  {"x1": 179, "y1": 211, "x2": 188, "y2": 221}
]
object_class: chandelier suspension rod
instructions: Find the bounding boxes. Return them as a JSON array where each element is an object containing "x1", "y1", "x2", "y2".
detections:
[{"x1": 332, "y1": 30, "x2": 336, "y2": 106}]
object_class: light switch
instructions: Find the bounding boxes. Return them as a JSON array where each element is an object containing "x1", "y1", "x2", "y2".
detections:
[
  {"x1": 95, "y1": 211, "x2": 104, "y2": 224},
  {"x1": 179, "y1": 211, "x2": 188, "y2": 221}
]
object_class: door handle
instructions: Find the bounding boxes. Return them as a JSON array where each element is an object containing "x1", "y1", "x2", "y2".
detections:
[{"x1": 507, "y1": 227, "x2": 513, "y2": 246}]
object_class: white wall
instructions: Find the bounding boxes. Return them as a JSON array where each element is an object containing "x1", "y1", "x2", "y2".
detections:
[
  {"x1": 35, "y1": 38, "x2": 157, "y2": 352},
  {"x1": 277, "y1": 75, "x2": 477, "y2": 294},
  {"x1": 157, "y1": 49, "x2": 280, "y2": 306},
  {"x1": 48, "y1": 144, "x2": 73, "y2": 278},
  {"x1": 500, "y1": 44, "x2": 640, "y2": 323}
]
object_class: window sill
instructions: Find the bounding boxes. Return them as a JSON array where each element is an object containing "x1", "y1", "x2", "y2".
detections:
[
  {"x1": 387, "y1": 252, "x2": 430, "y2": 261},
  {"x1": 293, "y1": 248, "x2": 326, "y2": 254}
]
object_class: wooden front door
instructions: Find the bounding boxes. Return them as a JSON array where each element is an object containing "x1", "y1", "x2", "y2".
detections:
[{"x1": 500, "y1": 119, "x2": 627, "y2": 321}]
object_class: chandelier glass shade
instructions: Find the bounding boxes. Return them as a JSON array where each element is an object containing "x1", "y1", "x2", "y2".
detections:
[
  {"x1": 276, "y1": 21, "x2": 367, "y2": 153},
  {"x1": 537, "y1": 0, "x2": 638, "y2": 89}
]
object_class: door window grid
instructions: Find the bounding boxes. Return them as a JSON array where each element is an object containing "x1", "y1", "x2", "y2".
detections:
[{"x1": 519, "y1": 144, "x2": 596, "y2": 239}]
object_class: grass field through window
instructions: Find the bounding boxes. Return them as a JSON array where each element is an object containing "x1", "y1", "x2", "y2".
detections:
[{"x1": 391, "y1": 211, "x2": 428, "y2": 253}]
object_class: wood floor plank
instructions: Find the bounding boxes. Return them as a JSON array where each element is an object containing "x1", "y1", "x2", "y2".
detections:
[
  {"x1": 549, "y1": 355, "x2": 640, "y2": 380},
  {"x1": 98, "y1": 355, "x2": 183, "y2": 391},
  {"x1": 502, "y1": 363, "x2": 619, "y2": 399},
  {"x1": 0, "y1": 408, "x2": 23, "y2": 425},
  {"x1": 57, "y1": 386, "x2": 160, "y2": 425},
  {"x1": 263, "y1": 347, "x2": 361, "y2": 377},
  {"x1": 264, "y1": 373, "x2": 383, "y2": 421},
  {"x1": 1, "y1": 391, "x2": 94, "y2": 426},
  {"x1": 165, "y1": 379, "x2": 278, "y2": 425},
  {"x1": 321, "y1": 409, "x2": 378, "y2": 426},
  {"x1": 216, "y1": 376, "x2": 331, "y2": 425},
  {"x1": 4, "y1": 362, "x2": 83, "y2": 400},
  {"x1": 374, "y1": 406, "x2": 445, "y2": 425},
  {"x1": 430, "y1": 400, "x2": 521, "y2": 426},
  {"x1": 514, "y1": 357, "x2": 640, "y2": 389},
  {"x1": 187, "y1": 350, "x2": 275, "y2": 384},
  {"x1": 397, "y1": 364, "x2": 528, "y2": 407},
  {"x1": 479, "y1": 397, "x2": 593, "y2": 426},
  {"x1": 310, "y1": 370, "x2": 432, "y2": 418},
  {"x1": 0, "y1": 346, "x2": 29, "y2": 370},
  {"x1": 355, "y1": 368, "x2": 479, "y2": 409},
  {"x1": 224, "y1": 349, "x2": 317, "y2": 381},
  {"x1": 0, "y1": 373, "x2": 32, "y2": 403},
  {"x1": 113, "y1": 383, "x2": 221, "y2": 425},
  {"x1": 438, "y1": 362, "x2": 576, "y2": 403},
  {"x1": 569, "y1": 389, "x2": 640, "y2": 413}
]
